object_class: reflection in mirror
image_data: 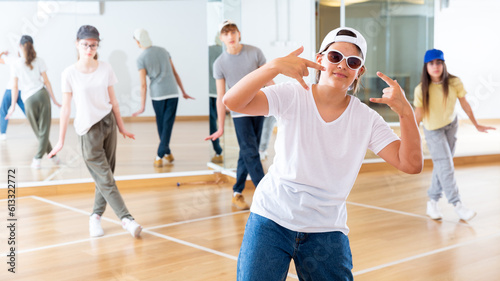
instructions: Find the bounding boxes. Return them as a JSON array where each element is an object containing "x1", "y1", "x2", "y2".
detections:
[{"x1": 0, "y1": 0, "x2": 210, "y2": 184}]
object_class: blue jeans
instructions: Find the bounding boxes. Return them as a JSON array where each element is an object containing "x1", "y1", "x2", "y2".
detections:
[
  {"x1": 232, "y1": 116, "x2": 265, "y2": 193},
  {"x1": 209, "y1": 97, "x2": 222, "y2": 155},
  {"x1": 424, "y1": 117, "x2": 461, "y2": 204},
  {"x1": 152, "y1": 98, "x2": 178, "y2": 158},
  {"x1": 1, "y1": 90, "x2": 25, "y2": 134},
  {"x1": 238, "y1": 213, "x2": 353, "y2": 281}
]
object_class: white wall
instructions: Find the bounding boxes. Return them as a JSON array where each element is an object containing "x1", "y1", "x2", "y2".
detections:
[
  {"x1": 0, "y1": 0, "x2": 208, "y2": 119},
  {"x1": 434, "y1": 0, "x2": 500, "y2": 119},
  {"x1": 241, "y1": 0, "x2": 316, "y2": 84}
]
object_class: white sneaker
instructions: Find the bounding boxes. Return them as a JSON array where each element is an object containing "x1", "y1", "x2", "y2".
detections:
[
  {"x1": 426, "y1": 200, "x2": 442, "y2": 220},
  {"x1": 31, "y1": 158, "x2": 42, "y2": 169},
  {"x1": 455, "y1": 202, "x2": 476, "y2": 221},
  {"x1": 89, "y1": 214, "x2": 104, "y2": 237},
  {"x1": 122, "y1": 218, "x2": 142, "y2": 238},
  {"x1": 51, "y1": 155, "x2": 61, "y2": 165},
  {"x1": 259, "y1": 150, "x2": 267, "y2": 161},
  {"x1": 0, "y1": 134, "x2": 6, "y2": 141}
]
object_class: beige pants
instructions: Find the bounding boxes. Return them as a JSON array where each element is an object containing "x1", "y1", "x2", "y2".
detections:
[{"x1": 79, "y1": 112, "x2": 133, "y2": 220}]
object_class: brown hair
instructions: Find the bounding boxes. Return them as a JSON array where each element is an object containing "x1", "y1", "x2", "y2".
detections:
[
  {"x1": 420, "y1": 60, "x2": 455, "y2": 116},
  {"x1": 221, "y1": 24, "x2": 239, "y2": 35},
  {"x1": 315, "y1": 30, "x2": 365, "y2": 94},
  {"x1": 22, "y1": 42, "x2": 37, "y2": 70}
]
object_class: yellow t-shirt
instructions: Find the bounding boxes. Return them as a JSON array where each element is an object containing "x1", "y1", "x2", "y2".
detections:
[{"x1": 413, "y1": 77, "x2": 467, "y2": 130}]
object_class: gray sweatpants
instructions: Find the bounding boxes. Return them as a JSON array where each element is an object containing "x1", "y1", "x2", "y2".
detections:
[
  {"x1": 25, "y1": 88, "x2": 53, "y2": 159},
  {"x1": 423, "y1": 117, "x2": 461, "y2": 205},
  {"x1": 79, "y1": 112, "x2": 133, "y2": 220}
]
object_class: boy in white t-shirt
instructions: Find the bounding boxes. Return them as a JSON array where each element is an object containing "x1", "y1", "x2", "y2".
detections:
[{"x1": 223, "y1": 27, "x2": 423, "y2": 280}]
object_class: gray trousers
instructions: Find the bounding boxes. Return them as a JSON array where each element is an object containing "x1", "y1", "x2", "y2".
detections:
[
  {"x1": 423, "y1": 117, "x2": 461, "y2": 204},
  {"x1": 25, "y1": 88, "x2": 52, "y2": 159},
  {"x1": 79, "y1": 112, "x2": 133, "y2": 220}
]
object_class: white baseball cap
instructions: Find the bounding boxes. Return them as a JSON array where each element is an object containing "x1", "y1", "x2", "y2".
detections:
[
  {"x1": 319, "y1": 27, "x2": 367, "y2": 60},
  {"x1": 134, "y1": 28, "x2": 152, "y2": 48},
  {"x1": 219, "y1": 20, "x2": 237, "y2": 33}
]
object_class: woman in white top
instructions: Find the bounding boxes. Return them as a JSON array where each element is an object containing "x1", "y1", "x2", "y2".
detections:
[
  {"x1": 5, "y1": 35, "x2": 61, "y2": 168},
  {"x1": 0, "y1": 50, "x2": 25, "y2": 141},
  {"x1": 48, "y1": 25, "x2": 142, "y2": 238},
  {"x1": 223, "y1": 27, "x2": 423, "y2": 280}
]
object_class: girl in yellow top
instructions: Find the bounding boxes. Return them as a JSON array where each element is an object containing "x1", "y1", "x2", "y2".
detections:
[{"x1": 414, "y1": 49, "x2": 495, "y2": 221}]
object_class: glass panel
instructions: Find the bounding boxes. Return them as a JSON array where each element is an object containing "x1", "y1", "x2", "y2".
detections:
[
  {"x1": 345, "y1": 0, "x2": 434, "y2": 122},
  {"x1": 318, "y1": 0, "x2": 434, "y2": 122}
]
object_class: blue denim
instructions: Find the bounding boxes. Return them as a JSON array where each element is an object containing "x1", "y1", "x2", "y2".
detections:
[
  {"x1": 238, "y1": 213, "x2": 353, "y2": 281},
  {"x1": 1, "y1": 90, "x2": 25, "y2": 134},
  {"x1": 152, "y1": 98, "x2": 178, "y2": 157},
  {"x1": 232, "y1": 116, "x2": 265, "y2": 193},
  {"x1": 424, "y1": 117, "x2": 461, "y2": 204},
  {"x1": 209, "y1": 97, "x2": 222, "y2": 155}
]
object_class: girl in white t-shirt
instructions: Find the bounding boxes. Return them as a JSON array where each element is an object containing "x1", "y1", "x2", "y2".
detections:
[
  {"x1": 48, "y1": 25, "x2": 142, "y2": 238},
  {"x1": 0, "y1": 50, "x2": 25, "y2": 140},
  {"x1": 223, "y1": 27, "x2": 423, "y2": 280},
  {"x1": 5, "y1": 36, "x2": 61, "y2": 168}
]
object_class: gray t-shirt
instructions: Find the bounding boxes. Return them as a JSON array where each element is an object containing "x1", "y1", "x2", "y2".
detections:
[
  {"x1": 213, "y1": 44, "x2": 266, "y2": 117},
  {"x1": 137, "y1": 46, "x2": 178, "y2": 100}
]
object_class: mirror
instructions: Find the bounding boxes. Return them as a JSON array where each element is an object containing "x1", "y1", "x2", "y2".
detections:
[{"x1": 0, "y1": 0, "x2": 211, "y2": 184}]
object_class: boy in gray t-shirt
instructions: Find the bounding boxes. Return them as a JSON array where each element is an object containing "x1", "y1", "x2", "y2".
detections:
[
  {"x1": 206, "y1": 20, "x2": 274, "y2": 210},
  {"x1": 132, "y1": 28, "x2": 194, "y2": 168}
]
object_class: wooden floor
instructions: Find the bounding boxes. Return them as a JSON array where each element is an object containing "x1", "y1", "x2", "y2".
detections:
[
  {"x1": 0, "y1": 119, "x2": 499, "y2": 280},
  {"x1": 1, "y1": 161, "x2": 499, "y2": 280}
]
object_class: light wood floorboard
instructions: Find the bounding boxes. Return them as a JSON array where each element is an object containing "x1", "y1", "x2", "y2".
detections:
[{"x1": 0, "y1": 161, "x2": 499, "y2": 280}]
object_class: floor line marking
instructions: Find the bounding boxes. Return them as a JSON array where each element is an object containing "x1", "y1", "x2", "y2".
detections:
[
  {"x1": 142, "y1": 230, "x2": 238, "y2": 261},
  {"x1": 353, "y1": 231, "x2": 500, "y2": 276},
  {"x1": 25, "y1": 195, "x2": 246, "y2": 261},
  {"x1": 347, "y1": 201, "x2": 474, "y2": 227},
  {"x1": 0, "y1": 232, "x2": 128, "y2": 256},
  {"x1": 146, "y1": 210, "x2": 250, "y2": 230}
]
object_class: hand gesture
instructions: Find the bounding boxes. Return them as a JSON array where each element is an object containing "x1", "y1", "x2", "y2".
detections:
[
  {"x1": 370, "y1": 72, "x2": 412, "y2": 117},
  {"x1": 119, "y1": 128, "x2": 135, "y2": 140},
  {"x1": 4, "y1": 106, "x2": 15, "y2": 120},
  {"x1": 48, "y1": 141, "x2": 64, "y2": 158},
  {"x1": 272, "y1": 46, "x2": 325, "y2": 90},
  {"x1": 475, "y1": 124, "x2": 496, "y2": 133},
  {"x1": 132, "y1": 107, "x2": 145, "y2": 117},
  {"x1": 205, "y1": 129, "x2": 223, "y2": 141},
  {"x1": 182, "y1": 92, "x2": 195, "y2": 100}
]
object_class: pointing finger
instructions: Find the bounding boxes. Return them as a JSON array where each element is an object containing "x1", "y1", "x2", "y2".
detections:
[
  {"x1": 305, "y1": 59, "x2": 326, "y2": 71},
  {"x1": 289, "y1": 46, "x2": 304, "y2": 57},
  {"x1": 377, "y1": 71, "x2": 397, "y2": 87},
  {"x1": 369, "y1": 97, "x2": 386, "y2": 104},
  {"x1": 296, "y1": 77, "x2": 309, "y2": 90}
]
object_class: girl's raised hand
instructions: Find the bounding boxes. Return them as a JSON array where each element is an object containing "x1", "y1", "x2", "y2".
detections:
[
  {"x1": 272, "y1": 46, "x2": 325, "y2": 90},
  {"x1": 370, "y1": 71, "x2": 412, "y2": 117}
]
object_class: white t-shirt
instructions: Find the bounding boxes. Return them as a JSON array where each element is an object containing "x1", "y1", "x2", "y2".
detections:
[
  {"x1": 61, "y1": 61, "x2": 118, "y2": 136},
  {"x1": 3, "y1": 55, "x2": 20, "y2": 90},
  {"x1": 12, "y1": 57, "x2": 46, "y2": 101},
  {"x1": 251, "y1": 82, "x2": 399, "y2": 234}
]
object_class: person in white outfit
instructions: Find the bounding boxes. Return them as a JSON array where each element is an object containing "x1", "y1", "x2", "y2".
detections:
[
  {"x1": 223, "y1": 27, "x2": 423, "y2": 280},
  {"x1": 49, "y1": 25, "x2": 142, "y2": 238}
]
